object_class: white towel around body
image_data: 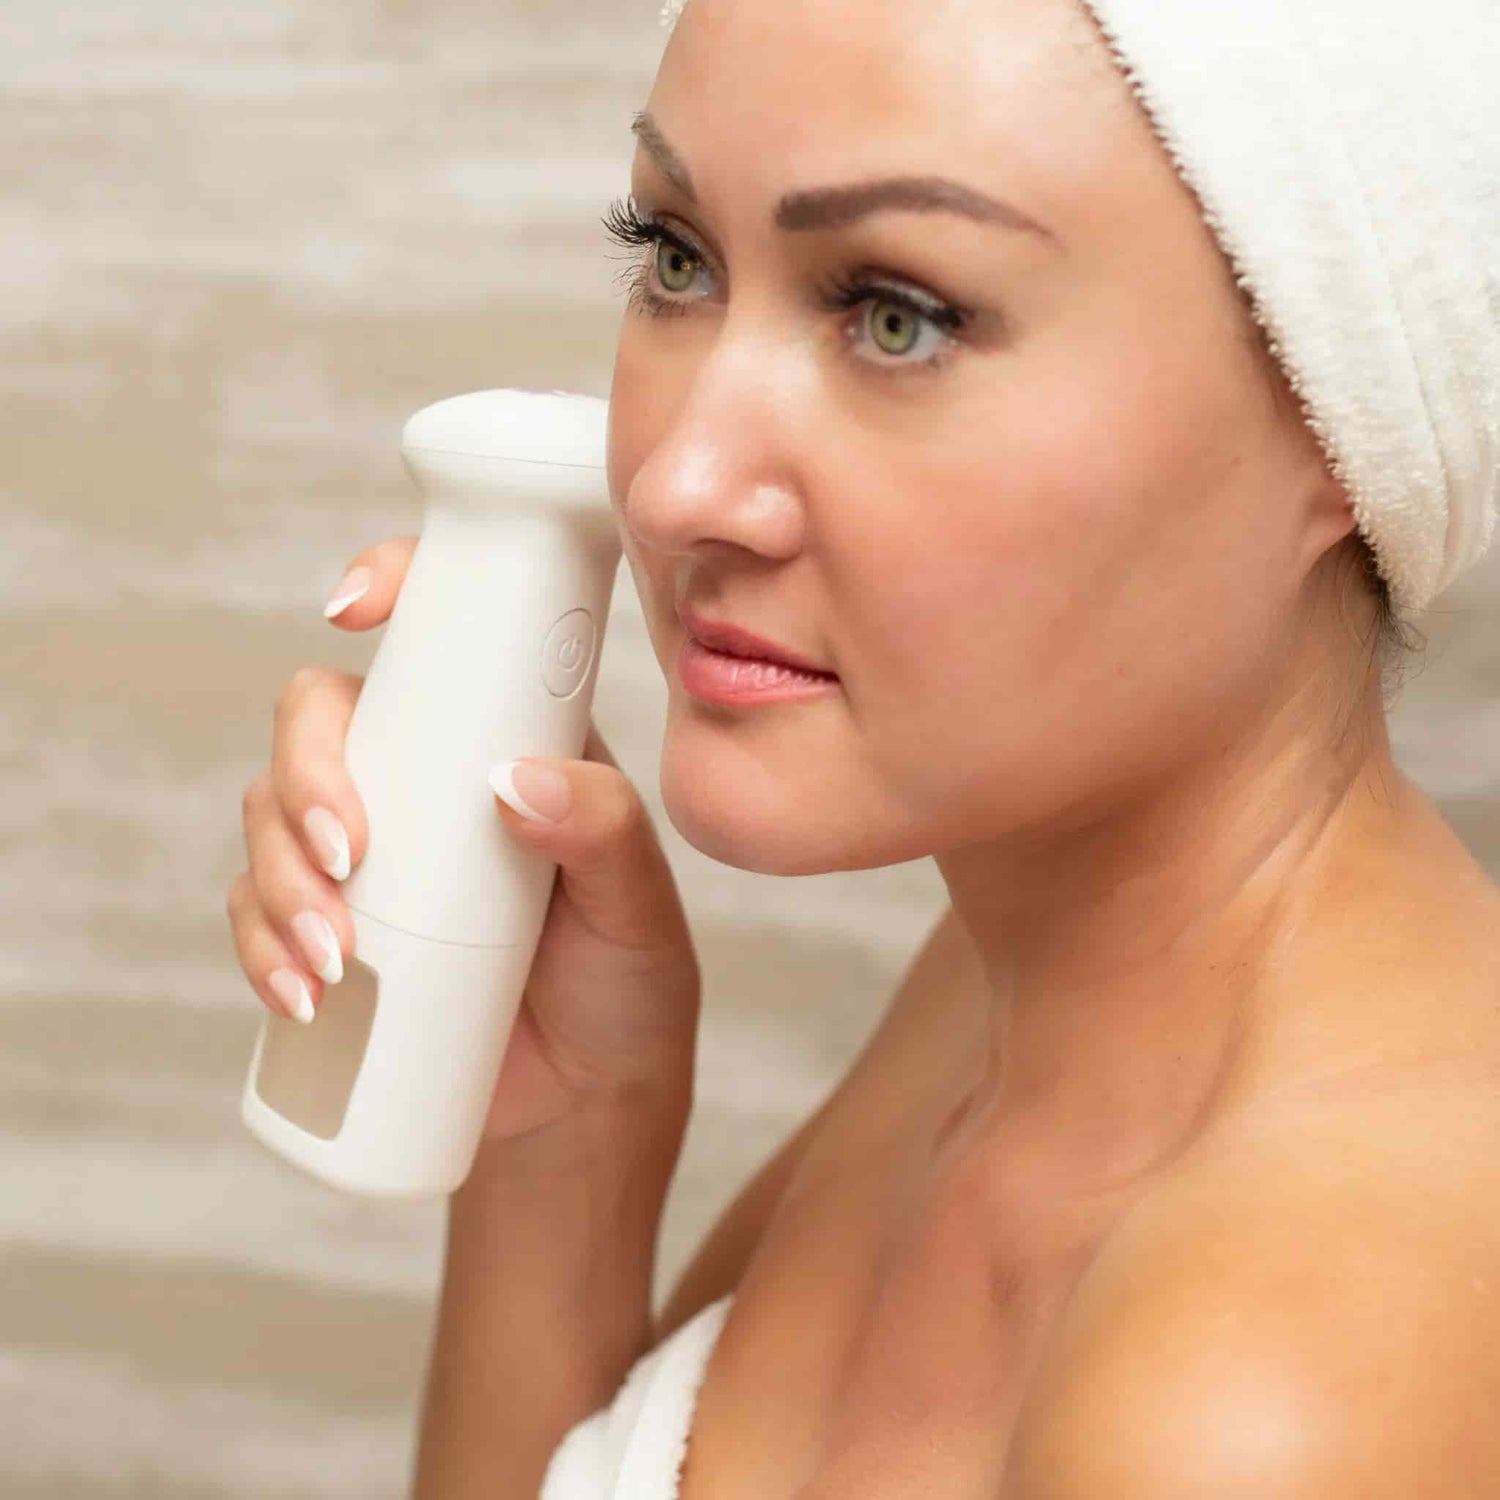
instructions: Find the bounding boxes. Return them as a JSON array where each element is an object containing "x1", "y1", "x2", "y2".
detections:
[{"x1": 539, "y1": 1293, "x2": 736, "y2": 1499}]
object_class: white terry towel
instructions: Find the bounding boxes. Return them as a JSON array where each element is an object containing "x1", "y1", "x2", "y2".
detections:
[
  {"x1": 540, "y1": 1293, "x2": 735, "y2": 1499},
  {"x1": 1071, "y1": 0, "x2": 1498, "y2": 614},
  {"x1": 658, "y1": 0, "x2": 1498, "y2": 615}
]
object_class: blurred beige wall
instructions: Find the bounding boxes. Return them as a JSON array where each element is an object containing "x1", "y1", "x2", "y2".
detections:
[{"x1": 1, "y1": 2, "x2": 1495, "y2": 1494}]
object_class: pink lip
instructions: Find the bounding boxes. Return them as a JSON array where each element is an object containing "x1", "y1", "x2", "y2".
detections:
[
  {"x1": 677, "y1": 607, "x2": 833, "y2": 676},
  {"x1": 676, "y1": 635, "x2": 840, "y2": 706}
]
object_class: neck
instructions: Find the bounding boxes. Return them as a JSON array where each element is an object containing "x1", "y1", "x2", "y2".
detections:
[{"x1": 935, "y1": 652, "x2": 1402, "y2": 1200}]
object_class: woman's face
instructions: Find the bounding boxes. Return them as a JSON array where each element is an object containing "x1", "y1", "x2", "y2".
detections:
[{"x1": 606, "y1": 0, "x2": 1353, "y2": 876}]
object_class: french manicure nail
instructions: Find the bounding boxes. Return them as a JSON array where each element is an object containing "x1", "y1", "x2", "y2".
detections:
[
  {"x1": 269, "y1": 967, "x2": 316, "y2": 1024},
  {"x1": 323, "y1": 566, "x2": 373, "y2": 619},
  {"x1": 489, "y1": 759, "x2": 571, "y2": 824},
  {"x1": 304, "y1": 806, "x2": 351, "y2": 881},
  {"x1": 291, "y1": 909, "x2": 344, "y2": 985}
]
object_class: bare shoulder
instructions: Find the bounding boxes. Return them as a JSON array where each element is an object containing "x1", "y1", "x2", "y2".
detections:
[{"x1": 1004, "y1": 1075, "x2": 1500, "y2": 1497}]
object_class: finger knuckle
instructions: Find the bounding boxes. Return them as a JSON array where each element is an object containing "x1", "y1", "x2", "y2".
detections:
[
  {"x1": 241, "y1": 774, "x2": 270, "y2": 824},
  {"x1": 277, "y1": 763, "x2": 322, "y2": 824},
  {"x1": 605, "y1": 775, "x2": 645, "y2": 843},
  {"x1": 274, "y1": 665, "x2": 321, "y2": 724}
]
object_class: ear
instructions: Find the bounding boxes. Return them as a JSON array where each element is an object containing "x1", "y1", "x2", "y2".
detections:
[
  {"x1": 1254, "y1": 337, "x2": 1361, "y2": 576},
  {"x1": 1299, "y1": 466, "x2": 1361, "y2": 577}
]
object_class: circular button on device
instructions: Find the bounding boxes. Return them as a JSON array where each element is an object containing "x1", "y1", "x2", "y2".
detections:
[{"x1": 541, "y1": 608, "x2": 597, "y2": 698}]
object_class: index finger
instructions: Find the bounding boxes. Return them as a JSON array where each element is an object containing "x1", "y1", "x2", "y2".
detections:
[
  {"x1": 322, "y1": 534, "x2": 420, "y2": 629},
  {"x1": 270, "y1": 665, "x2": 370, "y2": 880}
]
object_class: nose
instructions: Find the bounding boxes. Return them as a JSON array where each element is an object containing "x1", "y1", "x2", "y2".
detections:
[{"x1": 618, "y1": 332, "x2": 808, "y2": 563}]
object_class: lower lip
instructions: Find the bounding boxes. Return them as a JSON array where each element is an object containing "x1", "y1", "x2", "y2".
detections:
[{"x1": 677, "y1": 635, "x2": 840, "y2": 706}]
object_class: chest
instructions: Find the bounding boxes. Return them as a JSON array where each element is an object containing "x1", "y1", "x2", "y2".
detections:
[{"x1": 675, "y1": 1088, "x2": 1116, "y2": 1499}]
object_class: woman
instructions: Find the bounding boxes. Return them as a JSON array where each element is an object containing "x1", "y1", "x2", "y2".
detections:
[{"x1": 226, "y1": 0, "x2": 1498, "y2": 1493}]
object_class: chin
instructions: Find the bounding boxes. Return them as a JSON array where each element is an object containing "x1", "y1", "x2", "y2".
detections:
[
  {"x1": 657, "y1": 733, "x2": 932, "y2": 877},
  {"x1": 660, "y1": 763, "x2": 830, "y2": 875}
]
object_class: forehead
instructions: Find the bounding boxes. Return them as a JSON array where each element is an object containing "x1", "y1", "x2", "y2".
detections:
[
  {"x1": 647, "y1": 0, "x2": 1145, "y2": 219},
  {"x1": 645, "y1": 0, "x2": 1158, "y2": 252}
]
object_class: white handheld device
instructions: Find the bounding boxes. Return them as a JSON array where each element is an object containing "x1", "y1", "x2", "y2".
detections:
[{"x1": 240, "y1": 388, "x2": 621, "y2": 1199}]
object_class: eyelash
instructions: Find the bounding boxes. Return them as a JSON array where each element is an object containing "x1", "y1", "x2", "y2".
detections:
[{"x1": 600, "y1": 194, "x2": 973, "y2": 374}]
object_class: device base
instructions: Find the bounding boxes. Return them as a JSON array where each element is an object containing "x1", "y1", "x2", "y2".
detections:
[{"x1": 241, "y1": 906, "x2": 530, "y2": 1200}]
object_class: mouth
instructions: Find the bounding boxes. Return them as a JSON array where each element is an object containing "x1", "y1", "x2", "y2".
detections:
[{"x1": 677, "y1": 606, "x2": 837, "y2": 678}]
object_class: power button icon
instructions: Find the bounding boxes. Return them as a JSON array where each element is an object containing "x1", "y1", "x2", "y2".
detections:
[{"x1": 541, "y1": 608, "x2": 597, "y2": 698}]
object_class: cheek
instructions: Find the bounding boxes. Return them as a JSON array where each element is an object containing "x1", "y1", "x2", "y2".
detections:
[
  {"x1": 607, "y1": 339, "x2": 682, "y2": 648},
  {"x1": 605, "y1": 336, "x2": 656, "y2": 513},
  {"x1": 988, "y1": 318, "x2": 1299, "y2": 680},
  {"x1": 822, "y1": 420, "x2": 1118, "y2": 712},
  {"x1": 824, "y1": 359, "x2": 1293, "y2": 824}
]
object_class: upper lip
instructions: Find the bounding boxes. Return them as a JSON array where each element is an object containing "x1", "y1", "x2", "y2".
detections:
[{"x1": 678, "y1": 606, "x2": 834, "y2": 676}]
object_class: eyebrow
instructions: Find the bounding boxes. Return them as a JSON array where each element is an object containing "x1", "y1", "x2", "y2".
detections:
[{"x1": 630, "y1": 109, "x2": 1059, "y2": 246}]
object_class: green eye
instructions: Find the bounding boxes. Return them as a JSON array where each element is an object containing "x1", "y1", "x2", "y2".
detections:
[
  {"x1": 655, "y1": 239, "x2": 698, "y2": 294},
  {"x1": 869, "y1": 299, "x2": 921, "y2": 357}
]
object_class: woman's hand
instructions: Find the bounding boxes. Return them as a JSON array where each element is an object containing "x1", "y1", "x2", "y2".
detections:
[{"x1": 226, "y1": 536, "x2": 701, "y2": 1144}]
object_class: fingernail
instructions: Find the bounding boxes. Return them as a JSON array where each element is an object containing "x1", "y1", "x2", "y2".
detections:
[
  {"x1": 323, "y1": 566, "x2": 373, "y2": 619},
  {"x1": 489, "y1": 759, "x2": 571, "y2": 824},
  {"x1": 304, "y1": 806, "x2": 351, "y2": 881},
  {"x1": 269, "y1": 967, "x2": 316, "y2": 1024},
  {"x1": 291, "y1": 909, "x2": 344, "y2": 985}
]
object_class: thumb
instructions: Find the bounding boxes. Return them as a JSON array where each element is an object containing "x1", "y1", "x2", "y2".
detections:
[{"x1": 487, "y1": 754, "x2": 687, "y2": 956}]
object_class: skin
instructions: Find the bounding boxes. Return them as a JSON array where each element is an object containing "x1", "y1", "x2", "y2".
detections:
[{"x1": 606, "y1": 0, "x2": 1500, "y2": 1490}]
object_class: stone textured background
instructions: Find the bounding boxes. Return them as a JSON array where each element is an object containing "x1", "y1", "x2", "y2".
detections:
[{"x1": 2, "y1": 2, "x2": 1494, "y2": 1492}]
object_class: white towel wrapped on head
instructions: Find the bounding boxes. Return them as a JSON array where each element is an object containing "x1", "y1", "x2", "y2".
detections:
[{"x1": 1073, "y1": 0, "x2": 1497, "y2": 614}]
